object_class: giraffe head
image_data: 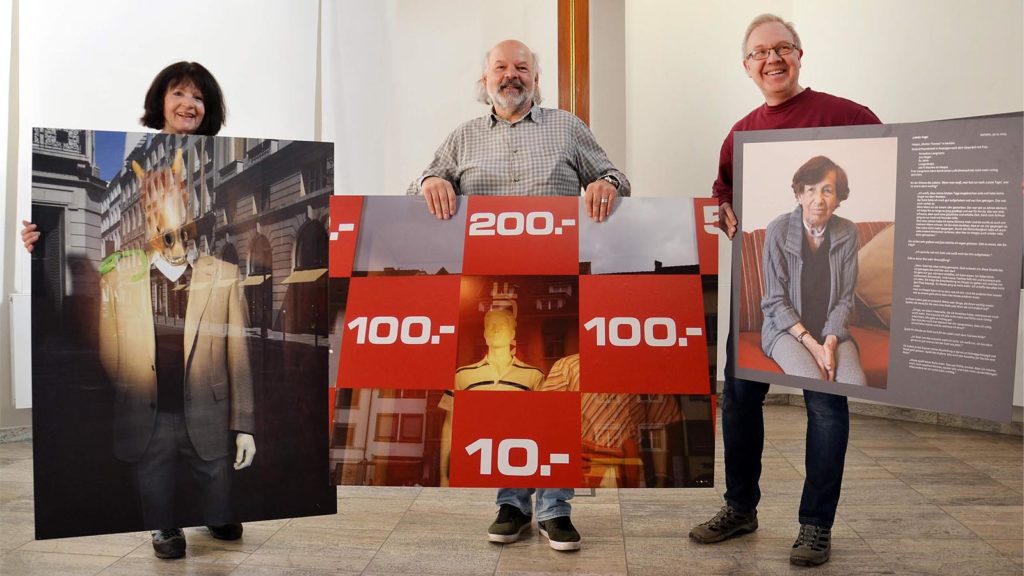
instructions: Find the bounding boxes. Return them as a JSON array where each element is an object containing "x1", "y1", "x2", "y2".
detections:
[{"x1": 132, "y1": 148, "x2": 196, "y2": 266}]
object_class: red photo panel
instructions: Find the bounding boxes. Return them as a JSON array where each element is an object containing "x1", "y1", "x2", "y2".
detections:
[
  {"x1": 579, "y1": 275, "x2": 710, "y2": 394},
  {"x1": 462, "y1": 196, "x2": 579, "y2": 275},
  {"x1": 693, "y1": 197, "x2": 719, "y2": 276},
  {"x1": 329, "y1": 195, "x2": 364, "y2": 278},
  {"x1": 450, "y1": 391, "x2": 582, "y2": 488},
  {"x1": 339, "y1": 276, "x2": 461, "y2": 390}
]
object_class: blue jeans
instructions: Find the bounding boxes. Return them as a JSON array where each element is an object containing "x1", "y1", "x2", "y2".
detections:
[
  {"x1": 496, "y1": 488, "x2": 573, "y2": 521},
  {"x1": 723, "y1": 329, "x2": 849, "y2": 529}
]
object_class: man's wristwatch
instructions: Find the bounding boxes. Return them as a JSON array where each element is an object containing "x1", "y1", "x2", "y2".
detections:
[{"x1": 601, "y1": 174, "x2": 621, "y2": 190}]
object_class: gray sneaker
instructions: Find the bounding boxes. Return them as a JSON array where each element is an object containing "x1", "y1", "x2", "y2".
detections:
[
  {"x1": 689, "y1": 505, "x2": 758, "y2": 543},
  {"x1": 151, "y1": 528, "x2": 185, "y2": 559},
  {"x1": 538, "y1": 516, "x2": 581, "y2": 551},
  {"x1": 790, "y1": 524, "x2": 831, "y2": 566},
  {"x1": 487, "y1": 504, "x2": 532, "y2": 544}
]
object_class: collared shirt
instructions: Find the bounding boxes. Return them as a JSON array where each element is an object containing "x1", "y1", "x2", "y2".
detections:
[
  {"x1": 438, "y1": 355, "x2": 545, "y2": 411},
  {"x1": 539, "y1": 354, "x2": 682, "y2": 450},
  {"x1": 409, "y1": 106, "x2": 630, "y2": 197}
]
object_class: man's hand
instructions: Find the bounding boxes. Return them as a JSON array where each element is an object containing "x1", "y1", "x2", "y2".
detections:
[
  {"x1": 21, "y1": 221, "x2": 40, "y2": 253},
  {"x1": 421, "y1": 177, "x2": 457, "y2": 220},
  {"x1": 718, "y1": 202, "x2": 738, "y2": 239},
  {"x1": 233, "y1": 433, "x2": 256, "y2": 470},
  {"x1": 584, "y1": 179, "x2": 618, "y2": 222}
]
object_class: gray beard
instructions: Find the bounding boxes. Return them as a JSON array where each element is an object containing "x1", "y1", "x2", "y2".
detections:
[{"x1": 491, "y1": 86, "x2": 533, "y2": 112}]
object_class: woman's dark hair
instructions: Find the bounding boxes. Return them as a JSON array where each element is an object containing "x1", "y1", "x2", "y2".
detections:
[
  {"x1": 791, "y1": 155, "x2": 850, "y2": 201},
  {"x1": 140, "y1": 61, "x2": 226, "y2": 136}
]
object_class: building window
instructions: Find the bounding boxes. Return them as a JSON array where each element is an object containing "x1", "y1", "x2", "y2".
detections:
[
  {"x1": 374, "y1": 413, "x2": 399, "y2": 442},
  {"x1": 332, "y1": 423, "x2": 356, "y2": 448},
  {"x1": 399, "y1": 414, "x2": 424, "y2": 443},
  {"x1": 640, "y1": 425, "x2": 667, "y2": 452},
  {"x1": 378, "y1": 389, "x2": 427, "y2": 399}
]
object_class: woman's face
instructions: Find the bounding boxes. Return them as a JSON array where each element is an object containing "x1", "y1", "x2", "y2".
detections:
[
  {"x1": 162, "y1": 81, "x2": 205, "y2": 135},
  {"x1": 797, "y1": 170, "x2": 840, "y2": 229}
]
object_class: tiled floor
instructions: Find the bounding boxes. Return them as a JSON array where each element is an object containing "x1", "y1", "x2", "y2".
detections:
[{"x1": 1, "y1": 404, "x2": 1021, "y2": 575}]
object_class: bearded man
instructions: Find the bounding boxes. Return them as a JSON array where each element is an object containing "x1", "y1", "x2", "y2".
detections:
[
  {"x1": 408, "y1": 39, "x2": 629, "y2": 550},
  {"x1": 408, "y1": 39, "x2": 629, "y2": 222}
]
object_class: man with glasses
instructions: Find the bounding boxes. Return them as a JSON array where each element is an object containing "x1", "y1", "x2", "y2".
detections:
[{"x1": 688, "y1": 14, "x2": 880, "y2": 567}]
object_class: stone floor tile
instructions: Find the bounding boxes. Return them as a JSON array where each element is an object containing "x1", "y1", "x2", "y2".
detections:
[
  {"x1": 841, "y1": 505, "x2": 976, "y2": 539},
  {"x1": 240, "y1": 525, "x2": 385, "y2": 573},
  {"x1": 625, "y1": 536, "x2": 759, "y2": 576},
  {"x1": 98, "y1": 556, "x2": 238, "y2": 575},
  {"x1": 939, "y1": 505, "x2": 1024, "y2": 541},
  {"x1": 496, "y1": 535, "x2": 627, "y2": 575},
  {"x1": 907, "y1": 479, "x2": 1023, "y2": 506},
  {"x1": 19, "y1": 531, "x2": 150, "y2": 557},
  {"x1": 0, "y1": 511, "x2": 37, "y2": 553},
  {"x1": 0, "y1": 549, "x2": 117, "y2": 575},
  {"x1": 838, "y1": 477, "x2": 928, "y2": 506},
  {"x1": 362, "y1": 532, "x2": 501, "y2": 575},
  {"x1": 864, "y1": 537, "x2": 1021, "y2": 575},
  {"x1": 745, "y1": 537, "x2": 893, "y2": 575},
  {"x1": 986, "y1": 539, "x2": 1024, "y2": 566}
]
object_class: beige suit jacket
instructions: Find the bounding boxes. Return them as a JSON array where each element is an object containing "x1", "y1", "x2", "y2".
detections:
[{"x1": 99, "y1": 252, "x2": 254, "y2": 462}]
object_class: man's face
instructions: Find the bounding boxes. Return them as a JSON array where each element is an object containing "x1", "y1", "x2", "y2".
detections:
[
  {"x1": 743, "y1": 22, "x2": 803, "y2": 104},
  {"x1": 483, "y1": 41, "x2": 537, "y2": 114},
  {"x1": 483, "y1": 313, "x2": 515, "y2": 348}
]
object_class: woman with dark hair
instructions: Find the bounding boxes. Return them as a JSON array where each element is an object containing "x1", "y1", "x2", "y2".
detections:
[
  {"x1": 760, "y1": 155, "x2": 866, "y2": 386},
  {"x1": 22, "y1": 61, "x2": 226, "y2": 250},
  {"x1": 139, "y1": 61, "x2": 226, "y2": 136},
  {"x1": 20, "y1": 62, "x2": 247, "y2": 560}
]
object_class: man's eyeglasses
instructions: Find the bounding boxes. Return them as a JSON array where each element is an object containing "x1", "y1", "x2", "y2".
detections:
[{"x1": 745, "y1": 42, "x2": 799, "y2": 61}]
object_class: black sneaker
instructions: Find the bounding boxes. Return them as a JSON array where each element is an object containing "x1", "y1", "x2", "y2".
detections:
[
  {"x1": 688, "y1": 505, "x2": 758, "y2": 544},
  {"x1": 151, "y1": 528, "x2": 186, "y2": 559},
  {"x1": 790, "y1": 524, "x2": 831, "y2": 566},
  {"x1": 487, "y1": 504, "x2": 532, "y2": 544},
  {"x1": 538, "y1": 516, "x2": 581, "y2": 551},
  {"x1": 207, "y1": 523, "x2": 243, "y2": 540}
]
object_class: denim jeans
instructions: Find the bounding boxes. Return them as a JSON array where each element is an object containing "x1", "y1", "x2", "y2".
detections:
[
  {"x1": 496, "y1": 488, "x2": 574, "y2": 521},
  {"x1": 722, "y1": 329, "x2": 849, "y2": 529}
]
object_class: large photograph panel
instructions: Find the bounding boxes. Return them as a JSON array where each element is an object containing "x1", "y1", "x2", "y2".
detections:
[
  {"x1": 733, "y1": 115, "x2": 1023, "y2": 421},
  {"x1": 329, "y1": 197, "x2": 718, "y2": 488},
  {"x1": 31, "y1": 129, "x2": 337, "y2": 539}
]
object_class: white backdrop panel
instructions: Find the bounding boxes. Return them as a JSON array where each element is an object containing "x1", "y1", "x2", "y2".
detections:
[{"x1": 322, "y1": 0, "x2": 558, "y2": 197}]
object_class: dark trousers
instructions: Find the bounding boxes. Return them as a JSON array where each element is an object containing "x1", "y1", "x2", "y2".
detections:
[
  {"x1": 135, "y1": 412, "x2": 233, "y2": 530},
  {"x1": 722, "y1": 328, "x2": 849, "y2": 528}
]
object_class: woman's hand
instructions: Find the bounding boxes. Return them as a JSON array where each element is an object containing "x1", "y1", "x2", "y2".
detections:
[
  {"x1": 798, "y1": 333, "x2": 836, "y2": 381},
  {"x1": 820, "y1": 335, "x2": 838, "y2": 382},
  {"x1": 21, "y1": 221, "x2": 40, "y2": 253}
]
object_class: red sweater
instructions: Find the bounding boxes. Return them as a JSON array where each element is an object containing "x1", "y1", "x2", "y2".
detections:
[{"x1": 712, "y1": 88, "x2": 881, "y2": 206}]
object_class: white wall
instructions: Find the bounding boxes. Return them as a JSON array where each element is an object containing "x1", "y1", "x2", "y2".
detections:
[
  {"x1": 3, "y1": 0, "x2": 319, "y2": 425},
  {"x1": 623, "y1": 0, "x2": 1024, "y2": 406},
  {"x1": 321, "y1": 0, "x2": 558, "y2": 198}
]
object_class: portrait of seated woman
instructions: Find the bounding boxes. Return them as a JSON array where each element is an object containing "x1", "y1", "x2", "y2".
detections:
[{"x1": 759, "y1": 155, "x2": 867, "y2": 386}]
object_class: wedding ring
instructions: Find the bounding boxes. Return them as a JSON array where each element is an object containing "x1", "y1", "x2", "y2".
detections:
[{"x1": 600, "y1": 198, "x2": 608, "y2": 204}]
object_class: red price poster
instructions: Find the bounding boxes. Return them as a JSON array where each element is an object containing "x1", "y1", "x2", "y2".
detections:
[
  {"x1": 578, "y1": 275, "x2": 710, "y2": 394},
  {"x1": 329, "y1": 195, "x2": 364, "y2": 278},
  {"x1": 450, "y1": 391, "x2": 582, "y2": 488},
  {"x1": 462, "y1": 196, "x2": 579, "y2": 275},
  {"x1": 693, "y1": 197, "x2": 719, "y2": 276},
  {"x1": 339, "y1": 275, "x2": 461, "y2": 390}
]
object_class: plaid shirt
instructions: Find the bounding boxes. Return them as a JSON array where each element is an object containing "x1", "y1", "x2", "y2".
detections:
[{"x1": 408, "y1": 106, "x2": 630, "y2": 197}]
